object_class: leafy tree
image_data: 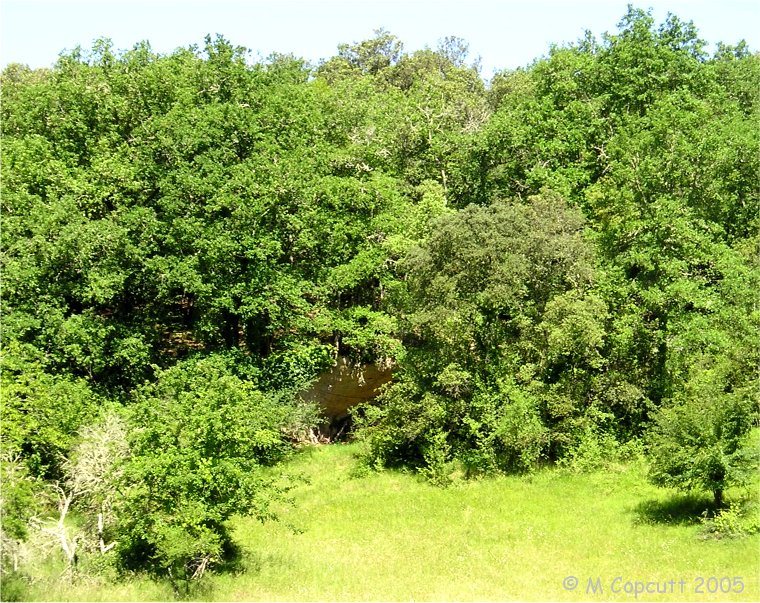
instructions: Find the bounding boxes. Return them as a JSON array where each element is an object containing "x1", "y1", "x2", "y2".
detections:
[
  {"x1": 355, "y1": 191, "x2": 599, "y2": 475},
  {"x1": 647, "y1": 396, "x2": 757, "y2": 507},
  {"x1": 321, "y1": 28, "x2": 403, "y2": 78},
  {"x1": 645, "y1": 239, "x2": 759, "y2": 507},
  {"x1": 472, "y1": 7, "x2": 758, "y2": 451},
  {"x1": 1, "y1": 37, "x2": 415, "y2": 391}
]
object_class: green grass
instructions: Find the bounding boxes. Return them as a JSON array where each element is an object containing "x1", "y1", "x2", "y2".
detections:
[{"x1": 18, "y1": 443, "x2": 760, "y2": 601}]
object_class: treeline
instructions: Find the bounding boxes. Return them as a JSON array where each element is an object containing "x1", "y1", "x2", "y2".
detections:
[{"x1": 1, "y1": 6, "x2": 758, "y2": 590}]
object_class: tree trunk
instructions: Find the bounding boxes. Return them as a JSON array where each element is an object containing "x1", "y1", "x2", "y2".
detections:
[
  {"x1": 221, "y1": 310, "x2": 240, "y2": 348},
  {"x1": 713, "y1": 488, "x2": 723, "y2": 508}
]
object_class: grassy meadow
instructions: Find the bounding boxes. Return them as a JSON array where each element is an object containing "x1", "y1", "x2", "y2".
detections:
[{"x1": 17, "y1": 442, "x2": 759, "y2": 602}]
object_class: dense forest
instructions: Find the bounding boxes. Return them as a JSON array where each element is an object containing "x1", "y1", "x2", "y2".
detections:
[{"x1": 1, "y1": 6, "x2": 758, "y2": 596}]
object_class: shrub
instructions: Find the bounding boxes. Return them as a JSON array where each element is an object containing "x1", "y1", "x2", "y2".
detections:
[
  {"x1": 460, "y1": 378, "x2": 548, "y2": 475},
  {"x1": 352, "y1": 370, "x2": 452, "y2": 472},
  {"x1": 113, "y1": 354, "x2": 312, "y2": 587},
  {"x1": 354, "y1": 370, "x2": 547, "y2": 481},
  {"x1": 0, "y1": 453, "x2": 40, "y2": 577},
  {"x1": 701, "y1": 501, "x2": 760, "y2": 539},
  {"x1": 62, "y1": 409, "x2": 129, "y2": 559},
  {"x1": 1, "y1": 342, "x2": 99, "y2": 480},
  {"x1": 647, "y1": 396, "x2": 757, "y2": 507},
  {"x1": 353, "y1": 193, "x2": 596, "y2": 480}
]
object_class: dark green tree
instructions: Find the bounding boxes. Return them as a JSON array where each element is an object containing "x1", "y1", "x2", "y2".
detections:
[{"x1": 355, "y1": 191, "x2": 602, "y2": 476}]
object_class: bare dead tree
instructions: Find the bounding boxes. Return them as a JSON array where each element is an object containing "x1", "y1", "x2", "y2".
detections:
[{"x1": 34, "y1": 412, "x2": 128, "y2": 575}]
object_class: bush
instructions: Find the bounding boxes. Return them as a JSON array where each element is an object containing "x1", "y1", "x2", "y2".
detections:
[
  {"x1": 60, "y1": 409, "x2": 129, "y2": 560},
  {"x1": 647, "y1": 396, "x2": 757, "y2": 506},
  {"x1": 0, "y1": 453, "x2": 40, "y2": 582},
  {"x1": 353, "y1": 379, "x2": 442, "y2": 473},
  {"x1": 558, "y1": 427, "x2": 646, "y2": 474},
  {"x1": 459, "y1": 378, "x2": 548, "y2": 475},
  {"x1": 0, "y1": 454, "x2": 39, "y2": 545},
  {"x1": 1, "y1": 342, "x2": 99, "y2": 480},
  {"x1": 354, "y1": 370, "x2": 547, "y2": 481},
  {"x1": 0, "y1": 570, "x2": 28, "y2": 602},
  {"x1": 701, "y1": 501, "x2": 760, "y2": 539},
  {"x1": 353, "y1": 193, "x2": 597, "y2": 480},
  {"x1": 113, "y1": 354, "x2": 311, "y2": 587}
]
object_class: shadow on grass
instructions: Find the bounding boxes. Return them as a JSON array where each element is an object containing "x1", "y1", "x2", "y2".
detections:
[
  {"x1": 170, "y1": 539, "x2": 250, "y2": 600},
  {"x1": 634, "y1": 492, "x2": 718, "y2": 525}
]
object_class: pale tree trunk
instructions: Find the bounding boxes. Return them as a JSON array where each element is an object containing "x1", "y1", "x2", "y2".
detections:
[
  {"x1": 98, "y1": 511, "x2": 116, "y2": 554},
  {"x1": 43, "y1": 485, "x2": 79, "y2": 578}
]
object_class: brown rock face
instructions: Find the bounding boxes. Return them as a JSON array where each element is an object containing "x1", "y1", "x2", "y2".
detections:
[{"x1": 300, "y1": 356, "x2": 393, "y2": 420}]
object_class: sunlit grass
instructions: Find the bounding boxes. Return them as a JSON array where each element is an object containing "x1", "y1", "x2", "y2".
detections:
[
  {"x1": 207, "y1": 444, "x2": 759, "y2": 602},
  {"x1": 20, "y1": 442, "x2": 759, "y2": 601}
]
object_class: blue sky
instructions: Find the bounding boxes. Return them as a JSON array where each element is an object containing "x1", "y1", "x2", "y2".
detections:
[{"x1": 1, "y1": 1, "x2": 759, "y2": 77}]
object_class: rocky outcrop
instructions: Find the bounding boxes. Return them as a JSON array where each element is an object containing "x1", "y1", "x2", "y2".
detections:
[{"x1": 300, "y1": 356, "x2": 393, "y2": 438}]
